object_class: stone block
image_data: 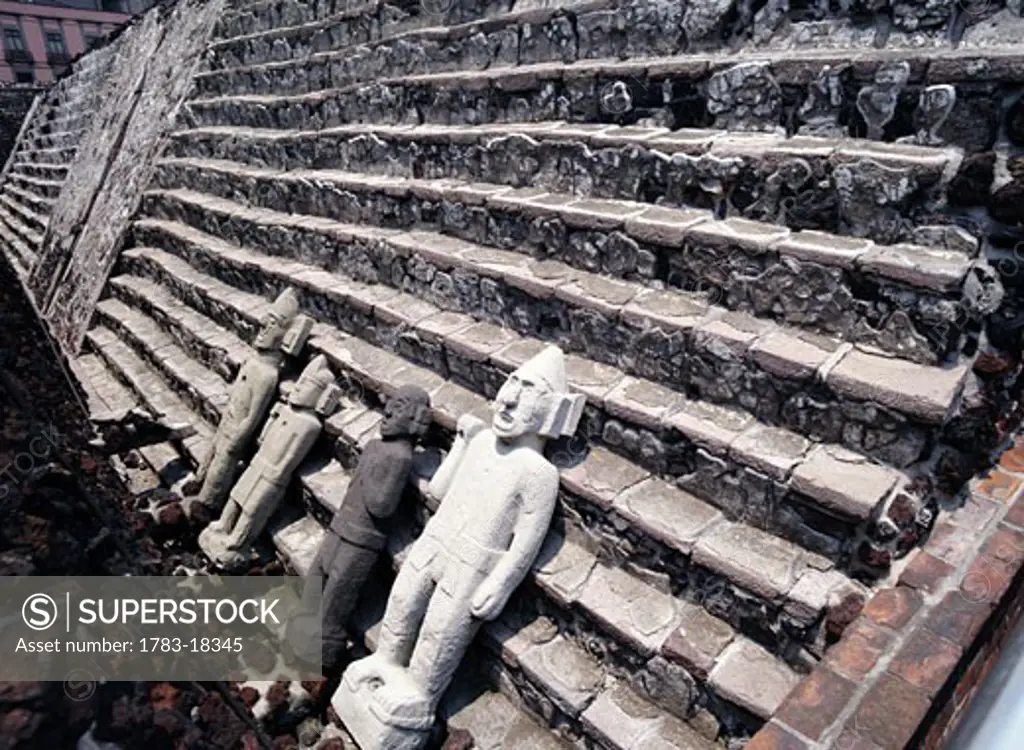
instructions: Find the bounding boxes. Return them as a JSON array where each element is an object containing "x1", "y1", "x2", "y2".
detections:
[
  {"x1": 774, "y1": 230, "x2": 871, "y2": 267},
  {"x1": 580, "y1": 683, "x2": 663, "y2": 750},
  {"x1": 664, "y1": 398, "x2": 754, "y2": 454},
  {"x1": 863, "y1": 586, "x2": 923, "y2": 630},
  {"x1": 613, "y1": 478, "x2": 722, "y2": 554},
  {"x1": 729, "y1": 424, "x2": 810, "y2": 481},
  {"x1": 858, "y1": 243, "x2": 970, "y2": 292},
  {"x1": 708, "y1": 639, "x2": 802, "y2": 720},
  {"x1": 749, "y1": 328, "x2": 837, "y2": 381},
  {"x1": 620, "y1": 288, "x2": 711, "y2": 332},
  {"x1": 826, "y1": 348, "x2": 968, "y2": 424},
  {"x1": 774, "y1": 666, "x2": 857, "y2": 741},
  {"x1": 518, "y1": 635, "x2": 606, "y2": 717},
  {"x1": 577, "y1": 564, "x2": 684, "y2": 655},
  {"x1": 605, "y1": 376, "x2": 684, "y2": 426},
  {"x1": 533, "y1": 533, "x2": 597, "y2": 607},
  {"x1": 790, "y1": 444, "x2": 900, "y2": 521},
  {"x1": 887, "y1": 628, "x2": 962, "y2": 698},
  {"x1": 561, "y1": 445, "x2": 649, "y2": 510},
  {"x1": 687, "y1": 217, "x2": 790, "y2": 254},
  {"x1": 623, "y1": 205, "x2": 709, "y2": 247},
  {"x1": 693, "y1": 522, "x2": 803, "y2": 601},
  {"x1": 848, "y1": 673, "x2": 931, "y2": 749},
  {"x1": 661, "y1": 602, "x2": 735, "y2": 679}
]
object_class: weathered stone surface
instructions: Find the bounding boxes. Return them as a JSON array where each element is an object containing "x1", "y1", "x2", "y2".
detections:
[
  {"x1": 533, "y1": 533, "x2": 598, "y2": 607},
  {"x1": 518, "y1": 635, "x2": 606, "y2": 716},
  {"x1": 614, "y1": 478, "x2": 722, "y2": 553},
  {"x1": 578, "y1": 564, "x2": 684, "y2": 655},
  {"x1": 791, "y1": 445, "x2": 900, "y2": 521},
  {"x1": 708, "y1": 639, "x2": 802, "y2": 720},
  {"x1": 693, "y1": 522, "x2": 803, "y2": 601},
  {"x1": 661, "y1": 602, "x2": 736, "y2": 679}
]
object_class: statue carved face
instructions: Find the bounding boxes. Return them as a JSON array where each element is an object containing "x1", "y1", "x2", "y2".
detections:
[
  {"x1": 492, "y1": 372, "x2": 552, "y2": 440},
  {"x1": 379, "y1": 385, "x2": 431, "y2": 440},
  {"x1": 254, "y1": 309, "x2": 290, "y2": 351}
]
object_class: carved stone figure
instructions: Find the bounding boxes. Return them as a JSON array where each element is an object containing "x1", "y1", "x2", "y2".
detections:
[
  {"x1": 291, "y1": 385, "x2": 432, "y2": 672},
  {"x1": 856, "y1": 61, "x2": 910, "y2": 140},
  {"x1": 707, "y1": 62, "x2": 783, "y2": 133},
  {"x1": 186, "y1": 288, "x2": 307, "y2": 513},
  {"x1": 332, "y1": 346, "x2": 584, "y2": 750},
  {"x1": 797, "y1": 65, "x2": 847, "y2": 137},
  {"x1": 911, "y1": 84, "x2": 957, "y2": 146},
  {"x1": 199, "y1": 355, "x2": 340, "y2": 569}
]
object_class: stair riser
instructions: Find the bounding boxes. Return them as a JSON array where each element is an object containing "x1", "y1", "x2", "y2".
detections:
[
  {"x1": 184, "y1": 62, "x2": 1017, "y2": 156},
  {"x1": 1, "y1": 199, "x2": 47, "y2": 236},
  {"x1": 0, "y1": 214, "x2": 42, "y2": 250},
  {"x1": 124, "y1": 224, "x2": 867, "y2": 582},
  {"x1": 141, "y1": 180, "x2": 957, "y2": 464},
  {"x1": 21, "y1": 132, "x2": 81, "y2": 151},
  {"x1": 166, "y1": 127, "x2": 959, "y2": 254},
  {"x1": 13, "y1": 148, "x2": 76, "y2": 166},
  {"x1": 150, "y1": 160, "x2": 974, "y2": 371},
  {"x1": 7, "y1": 177, "x2": 61, "y2": 202},
  {"x1": 9, "y1": 165, "x2": 67, "y2": 186}
]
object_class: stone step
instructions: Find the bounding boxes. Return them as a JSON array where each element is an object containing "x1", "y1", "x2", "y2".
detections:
[
  {"x1": 111, "y1": 238, "x2": 873, "y2": 649},
  {"x1": 166, "y1": 122, "x2": 970, "y2": 251},
  {"x1": 0, "y1": 204, "x2": 44, "y2": 250},
  {"x1": 209, "y1": 0, "x2": 418, "y2": 67},
  {"x1": 11, "y1": 145, "x2": 77, "y2": 166},
  {"x1": 8, "y1": 172, "x2": 66, "y2": 201},
  {"x1": 9, "y1": 162, "x2": 71, "y2": 185},
  {"x1": 67, "y1": 352, "x2": 140, "y2": 421},
  {"x1": 0, "y1": 191, "x2": 47, "y2": 236},
  {"x1": 0, "y1": 219, "x2": 37, "y2": 278},
  {"x1": 22, "y1": 130, "x2": 83, "y2": 151},
  {"x1": 194, "y1": 2, "x2": 1024, "y2": 99},
  {"x1": 107, "y1": 274, "x2": 251, "y2": 382},
  {"x1": 124, "y1": 216, "x2": 928, "y2": 564},
  {"x1": 64, "y1": 352, "x2": 195, "y2": 487},
  {"x1": 4, "y1": 182, "x2": 55, "y2": 214},
  {"x1": 214, "y1": 0, "x2": 375, "y2": 38},
  {"x1": 93, "y1": 297, "x2": 231, "y2": 425},
  {"x1": 83, "y1": 326, "x2": 212, "y2": 467},
  {"x1": 146, "y1": 157, "x2": 982, "y2": 372},
  {"x1": 182, "y1": 46, "x2": 1024, "y2": 155},
  {"x1": 202, "y1": 0, "x2": 613, "y2": 80}
]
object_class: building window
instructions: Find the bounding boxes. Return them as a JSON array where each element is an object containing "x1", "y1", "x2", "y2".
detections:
[
  {"x1": 84, "y1": 34, "x2": 100, "y2": 49},
  {"x1": 15, "y1": 70, "x2": 33, "y2": 84},
  {"x1": 3, "y1": 27, "x2": 25, "y2": 52},
  {"x1": 45, "y1": 31, "x2": 67, "y2": 57}
]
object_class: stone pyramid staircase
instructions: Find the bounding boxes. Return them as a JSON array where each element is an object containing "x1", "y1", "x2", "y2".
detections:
[
  {"x1": 0, "y1": 44, "x2": 117, "y2": 281},
  {"x1": 66, "y1": 0, "x2": 1023, "y2": 747}
]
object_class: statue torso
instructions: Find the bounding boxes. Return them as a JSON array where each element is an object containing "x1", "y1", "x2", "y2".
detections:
[{"x1": 223, "y1": 355, "x2": 279, "y2": 430}]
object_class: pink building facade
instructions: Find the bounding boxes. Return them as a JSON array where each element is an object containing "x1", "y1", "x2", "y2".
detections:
[{"x1": 0, "y1": 1, "x2": 131, "y2": 85}]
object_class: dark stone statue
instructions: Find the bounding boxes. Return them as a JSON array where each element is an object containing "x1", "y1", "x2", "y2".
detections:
[{"x1": 291, "y1": 384, "x2": 432, "y2": 672}]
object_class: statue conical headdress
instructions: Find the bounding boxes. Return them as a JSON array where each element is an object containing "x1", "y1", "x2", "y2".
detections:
[
  {"x1": 513, "y1": 345, "x2": 568, "y2": 394},
  {"x1": 270, "y1": 287, "x2": 300, "y2": 322}
]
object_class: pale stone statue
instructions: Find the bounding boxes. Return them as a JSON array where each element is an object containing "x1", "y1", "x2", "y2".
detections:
[
  {"x1": 332, "y1": 346, "x2": 584, "y2": 750},
  {"x1": 199, "y1": 355, "x2": 340, "y2": 569},
  {"x1": 288, "y1": 384, "x2": 432, "y2": 672},
  {"x1": 185, "y1": 287, "x2": 310, "y2": 513}
]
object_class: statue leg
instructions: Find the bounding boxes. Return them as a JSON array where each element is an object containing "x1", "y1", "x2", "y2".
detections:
[
  {"x1": 406, "y1": 583, "x2": 481, "y2": 712},
  {"x1": 287, "y1": 535, "x2": 334, "y2": 668},
  {"x1": 207, "y1": 498, "x2": 241, "y2": 535},
  {"x1": 321, "y1": 540, "x2": 378, "y2": 670},
  {"x1": 196, "y1": 444, "x2": 243, "y2": 511},
  {"x1": 374, "y1": 554, "x2": 437, "y2": 668},
  {"x1": 223, "y1": 489, "x2": 283, "y2": 551}
]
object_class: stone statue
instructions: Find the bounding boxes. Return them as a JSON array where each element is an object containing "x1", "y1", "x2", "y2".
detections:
[
  {"x1": 199, "y1": 355, "x2": 340, "y2": 569},
  {"x1": 290, "y1": 385, "x2": 432, "y2": 672},
  {"x1": 856, "y1": 61, "x2": 910, "y2": 140},
  {"x1": 911, "y1": 84, "x2": 957, "y2": 146},
  {"x1": 332, "y1": 346, "x2": 584, "y2": 750},
  {"x1": 185, "y1": 287, "x2": 309, "y2": 513},
  {"x1": 797, "y1": 65, "x2": 847, "y2": 137}
]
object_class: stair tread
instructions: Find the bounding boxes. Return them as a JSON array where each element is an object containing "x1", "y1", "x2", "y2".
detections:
[
  {"x1": 126, "y1": 220, "x2": 912, "y2": 536},
  {"x1": 170, "y1": 120, "x2": 961, "y2": 172},
  {"x1": 141, "y1": 178, "x2": 972, "y2": 427},
  {"x1": 186, "y1": 44, "x2": 1024, "y2": 109},
  {"x1": 68, "y1": 352, "x2": 140, "y2": 418}
]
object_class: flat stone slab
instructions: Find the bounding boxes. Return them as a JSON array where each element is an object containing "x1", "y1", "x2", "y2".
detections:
[
  {"x1": 662, "y1": 601, "x2": 737, "y2": 679},
  {"x1": 709, "y1": 639, "x2": 802, "y2": 720},
  {"x1": 693, "y1": 523, "x2": 803, "y2": 601},
  {"x1": 533, "y1": 533, "x2": 598, "y2": 607},
  {"x1": 791, "y1": 444, "x2": 901, "y2": 521},
  {"x1": 577, "y1": 564, "x2": 684, "y2": 655},
  {"x1": 561, "y1": 445, "x2": 649, "y2": 510},
  {"x1": 729, "y1": 423, "x2": 810, "y2": 481},
  {"x1": 826, "y1": 349, "x2": 968, "y2": 424},
  {"x1": 614, "y1": 478, "x2": 722, "y2": 553},
  {"x1": 518, "y1": 635, "x2": 606, "y2": 717}
]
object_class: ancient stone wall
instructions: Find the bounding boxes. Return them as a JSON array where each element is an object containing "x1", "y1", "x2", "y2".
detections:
[{"x1": 22, "y1": 0, "x2": 226, "y2": 355}]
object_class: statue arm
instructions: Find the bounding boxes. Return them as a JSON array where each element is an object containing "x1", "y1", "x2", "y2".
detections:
[
  {"x1": 258, "y1": 403, "x2": 282, "y2": 444},
  {"x1": 470, "y1": 464, "x2": 559, "y2": 621},
  {"x1": 426, "y1": 413, "x2": 485, "y2": 502},
  {"x1": 236, "y1": 384, "x2": 276, "y2": 441}
]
